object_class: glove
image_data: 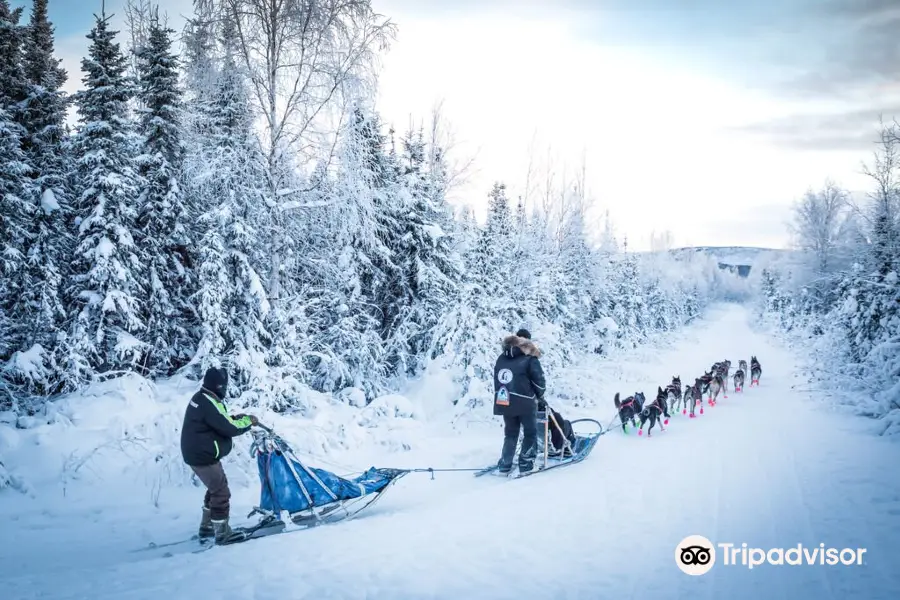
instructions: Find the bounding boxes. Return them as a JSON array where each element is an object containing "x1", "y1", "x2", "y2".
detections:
[
  {"x1": 233, "y1": 413, "x2": 259, "y2": 426},
  {"x1": 537, "y1": 398, "x2": 547, "y2": 411}
]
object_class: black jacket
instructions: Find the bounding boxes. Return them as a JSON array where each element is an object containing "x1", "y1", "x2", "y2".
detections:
[
  {"x1": 493, "y1": 335, "x2": 546, "y2": 417},
  {"x1": 181, "y1": 389, "x2": 253, "y2": 466}
]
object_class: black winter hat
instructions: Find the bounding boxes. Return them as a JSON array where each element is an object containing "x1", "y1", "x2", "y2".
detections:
[
  {"x1": 203, "y1": 367, "x2": 229, "y2": 399},
  {"x1": 516, "y1": 328, "x2": 531, "y2": 339}
]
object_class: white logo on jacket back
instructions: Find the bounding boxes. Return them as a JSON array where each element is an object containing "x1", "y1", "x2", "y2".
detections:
[{"x1": 498, "y1": 369, "x2": 513, "y2": 384}]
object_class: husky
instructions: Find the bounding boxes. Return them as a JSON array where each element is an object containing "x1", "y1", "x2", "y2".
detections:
[
  {"x1": 684, "y1": 378, "x2": 704, "y2": 418},
  {"x1": 698, "y1": 370, "x2": 713, "y2": 395},
  {"x1": 738, "y1": 359, "x2": 748, "y2": 374},
  {"x1": 709, "y1": 372, "x2": 725, "y2": 404},
  {"x1": 681, "y1": 384, "x2": 693, "y2": 416},
  {"x1": 712, "y1": 360, "x2": 731, "y2": 395},
  {"x1": 733, "y1": 368, "x2": 745, "y2": 392},
  {"x1": 750, "y1": 356, "x2": 762, "y2": 386},
  {"x1": 638, "y1": 387, "x2": 672, "y2": 437},
  {"x1": 700, "y1": 370, "x2": 724, "y2": 406},
  {"x1": 614, "y1": 391, "x2": 645, "y2": 434},
  {"x1": 665, "y1": 375, "x2": 682, "y2": 413}
]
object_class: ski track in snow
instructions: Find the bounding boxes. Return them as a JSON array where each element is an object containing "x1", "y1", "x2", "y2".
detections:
[{"x1": 2, "y1": 304, "x2": 900, "y2": 599}]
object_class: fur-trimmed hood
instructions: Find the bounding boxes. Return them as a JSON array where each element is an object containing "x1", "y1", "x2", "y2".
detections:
[{"x1": 502, "y1": 335, "x2": 542, "y2": 358}]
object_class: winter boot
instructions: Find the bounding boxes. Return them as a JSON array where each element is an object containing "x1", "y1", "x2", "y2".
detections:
[
  {"x1": 212, "y1": 518, "x2": 235, "y2": 544},
  {"x1": 198, "y1": 507, "x2": 214, "y2": 540}
]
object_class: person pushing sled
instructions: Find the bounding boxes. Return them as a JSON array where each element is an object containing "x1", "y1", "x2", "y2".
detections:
[
  {"x1": 492, "y1": 329, "x2": 578, "y2": 475},
  {"x1": 177, "y1": 367, "x2": 409, "y2": 550},
  {"x1": 181, "y1": 367, "x2": 260, "y2": 544}
]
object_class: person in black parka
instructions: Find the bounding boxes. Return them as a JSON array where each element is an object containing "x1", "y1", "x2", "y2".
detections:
[
  {"x1": 181, "y1": 366, "x2": 258, "y2": 543},
  {"x1": 494, "y1": 328, "x2": 546, "y2": 474}
]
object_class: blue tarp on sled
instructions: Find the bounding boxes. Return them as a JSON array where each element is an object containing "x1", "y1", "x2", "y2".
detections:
[{"x1": 255, "y1": 443, "x2": 400, "y2": 514}]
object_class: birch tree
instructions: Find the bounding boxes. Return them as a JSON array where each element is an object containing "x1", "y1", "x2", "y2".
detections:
[
  {"x1": 221, "y1": 0, "x2": 396, "y2": 301},
  {"x1": 789, "y1": 181, "x2": 852, "y2": 278}
]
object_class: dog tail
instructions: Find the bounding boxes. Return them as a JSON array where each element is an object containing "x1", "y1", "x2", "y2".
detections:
[{"x1": 614, "y1": 392, "x2": 621, "y2": 409}]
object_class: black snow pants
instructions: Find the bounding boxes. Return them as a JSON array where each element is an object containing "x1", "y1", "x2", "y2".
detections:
[
  {"x1": 191, "y1": 461, "x2": 231, "y2": 520},
  {"x1": 499, "y1": 414, "x2": 538, "y2": 472}
]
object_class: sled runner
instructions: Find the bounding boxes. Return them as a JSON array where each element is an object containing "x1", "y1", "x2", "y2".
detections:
[{"x1": 475, "y1": 415, "x2": 603, "y2": 479}]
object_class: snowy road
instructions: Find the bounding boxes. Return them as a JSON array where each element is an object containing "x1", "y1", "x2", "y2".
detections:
[{"x1": 3, "y1": 304, "x2": 900, "y2": 599}]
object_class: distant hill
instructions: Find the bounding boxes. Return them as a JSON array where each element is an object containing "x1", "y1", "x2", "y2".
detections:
[
  {"x1": 669, "y1": 246, "x2": 787, "y2": 265},
  {"x1": 665, "y1": 246, "x2": 793, "y2": 278}
]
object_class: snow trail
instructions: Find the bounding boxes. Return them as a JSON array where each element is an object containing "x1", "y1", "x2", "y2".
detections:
[{"x1": 2, "y1": 304, "x2": 899, "y2": 599}]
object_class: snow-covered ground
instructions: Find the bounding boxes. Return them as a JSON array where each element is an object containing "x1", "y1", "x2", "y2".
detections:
[{"x1": 2, "y1": 304, "x2": 899, "y2": 599}]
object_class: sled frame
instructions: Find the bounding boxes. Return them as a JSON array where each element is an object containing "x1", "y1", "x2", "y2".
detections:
[{"x1": 538, "y1": 408, "x2": 576, "y2": 469}]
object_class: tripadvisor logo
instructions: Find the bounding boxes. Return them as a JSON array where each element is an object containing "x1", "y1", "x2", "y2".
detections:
[
  {"x1": 675, "y1": 535, "x2": 716, "y2": 576},
  {"x1": 676, "y1": 536, "x2": 868, "y2": 574}
]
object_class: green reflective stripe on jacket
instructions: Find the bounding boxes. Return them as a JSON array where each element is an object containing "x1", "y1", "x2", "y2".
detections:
[
  {"x1": 214, "y1": 440, "x2": 219, "y2": 458},
  {"x1": 203, "y1": 393, "x2": 252, "y2": 429}
]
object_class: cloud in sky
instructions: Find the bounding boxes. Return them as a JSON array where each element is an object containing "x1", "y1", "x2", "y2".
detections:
[
  {"x1": 17, "y1": 0, "x2": 898, "y2": 250},
  {"x1": 735, "y1": 109, "x2": 900, "y2": 152}
]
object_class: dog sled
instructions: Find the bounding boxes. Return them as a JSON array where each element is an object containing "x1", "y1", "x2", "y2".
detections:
[
  {"x1": 475, "y1": 409, "x2": 604, "y2": 478},
  {"x1": 135, "y1": 428, "x2": 409, "y2": 556},
  {"x1": 215, "y1": 429, "x2": 409, "y2": 545}
]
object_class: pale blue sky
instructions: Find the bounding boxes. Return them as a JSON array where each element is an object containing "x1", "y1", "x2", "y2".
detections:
[{"x1": 14, "y1": 0, "x2": 900, "y2": 250}]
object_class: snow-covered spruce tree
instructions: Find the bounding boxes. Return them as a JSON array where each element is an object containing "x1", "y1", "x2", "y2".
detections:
[
  {"x1": 0, "y1": 107, "x2": 32, "y2": 384},
  {"x1": 188, "y1": 14, "x2": 271, "y2": 399},
  {"x1": 507, "y1": 194, "x2": 557, "y2": 327},
  {"x1": 386, "y1": 127, "x2": 464, "y2": 376},
  {"x1": 134, "y1": 13, "x2": 195, "y2": 375},
  {"x1": 483, "y1": 182, "x2": 515, "y2": 289},
  {"x1": 465, "y1": 181, "x2": 515, "y2": 308},
  {"x1": 359, "y1": 116, "x2": 405, "y2": 346},
  {"x1": 0, "y1": 0, "x2": 27, "y2": 116},
  {"x1": 521, "y1": 206, "x2": 561, "y2": 326},
  {"x1": 427, "y1": 183, "x2": 521, "y2": 408},
  {"x1": 0, "y1": 0, "x2": 33, "y2": 368},
  {"x1": 607, "y1": 246, "x2": 647, "y2": 348},
  {"x1": 3, "y1": 0, "x2": 74, "y2": 396},
  {"x1": 181, "y1": 0, "x2": 218, "y2": 146},
  {"x1": 64, "y1": 12, "x2": 144, "y2": 385},
  {"x1": 306, "y1": 107, "x2": 401, "y2": 398},
  {"x1": 553, "y1": 183, "x2": 610, "y2": 354}
]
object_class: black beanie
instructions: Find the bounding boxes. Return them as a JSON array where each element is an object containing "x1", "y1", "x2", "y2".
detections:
[
  {"x1": 203, "y1": 367, "x2": 229, "y2": 399},
  {"x1": 516, "y1": 328, "x2": 531, "y2": 339}
]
